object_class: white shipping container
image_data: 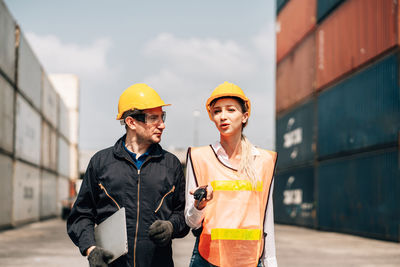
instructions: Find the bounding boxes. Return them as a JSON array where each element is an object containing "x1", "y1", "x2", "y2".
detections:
[
  {"x1": 57, "y1": 176, "x2": 69, "y2": 215},
  {"x1": 58, "y1": 99, "x2": 70, "y2": 140},
  {"x1": 40, "y1": 170, "x2": 57, "y2": 218},
  {"x1": 49, "y1": 74, "x2": 79, "y2": 110},
  {"x1": 17, "y1": 32, "x2": 42, "y2": 109},
  {"x1": 0, "y1": 75, "x2": 14, "y2": 153},
  {"x1": 15, "y1": 94, "x2": 41, "y2": 165},
  {"x1": 70, "y1": 145, "x2": 79, "y2": 180},
  {"x1": 58, "y1": 136, "x2": 70, "y2": 178},
  {"x1": 69, "y1": 109, "x2": 79, "y2": 145},
  {"x1": 0, "y1": 0, "x2": 16, "y2": 82},
  {"x1": 41, "y1": 74, "x2": 58, "y2": 127},
  {"x1": 13, "y1": 160, "x2": 40, "y2": 224},
  {"x1": 0, "y1": 153, "x2": 13, "y2": 227},
  {"x1": 41, "y1": 121, "x2": 57, "y2": 171}
]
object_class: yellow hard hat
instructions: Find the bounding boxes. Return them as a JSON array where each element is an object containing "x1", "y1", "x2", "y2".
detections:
[
  {"x1": 206, "y1": 81, "x2": 251, "y2": 120},
  {"x1": 116, "y1": 83, "x2": 170, "y2": 120}
]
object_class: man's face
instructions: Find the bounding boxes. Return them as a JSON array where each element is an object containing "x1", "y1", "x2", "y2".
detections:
[{"x1": 133, "y1": 107, "x2": 166, "y2": 145}]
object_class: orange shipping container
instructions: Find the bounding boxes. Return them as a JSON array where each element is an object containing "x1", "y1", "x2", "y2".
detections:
[
  {"x1": 276, "y1": 32, "x2": 316, "y2": 113},
  {"x1": 276, "y1": 0, "x2": 316, "y2": 63},
  {"x1": 316, "y1": 0, "x2": 397, "y2": 89}
]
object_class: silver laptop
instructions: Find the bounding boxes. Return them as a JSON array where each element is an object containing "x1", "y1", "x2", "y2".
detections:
[{"x1": 94, "y1": 207, "x2": 128, "y2": 263}]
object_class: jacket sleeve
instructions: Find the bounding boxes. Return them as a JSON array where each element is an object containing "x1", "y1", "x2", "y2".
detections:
[
  {"x1": 169, "y1": 159, "x2": 190, "y2": 238},
  {"x1": 66, "y1": 159, "x2": 98, "y2": 256}
]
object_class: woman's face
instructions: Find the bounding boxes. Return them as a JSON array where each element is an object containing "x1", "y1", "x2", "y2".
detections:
[{"x1": 210, "y1": 98, "x2": 248, "y2": 137}]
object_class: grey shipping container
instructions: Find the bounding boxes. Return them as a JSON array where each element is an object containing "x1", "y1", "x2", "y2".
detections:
[
  {"x1": 0, "y1": 0, "x2": 16, "y2": 82},
  {"x1": 40, "y1": 170, "x2": 58, "y2": 218},
  {"x1": 318, "y1": 53, "x2": 400, "y2": 158},
  {"x1": 276, "y1": 98, "x2": 316, "y2": 169},
  {"x1": 317, "y1": 0, "x2": 345, "y2": 22},
  {"x1": 274, "y1": 165, "x2": 316, "y2": 227},
  {"x1": 276, "y1": 0, "x2": 289, "y2": 14},
  {"x1": 0, "y1": 74, "x2": 14, "y2": 153},
  {"x1": 0, "y1": 153, "x2": 13, "y2": 228},
  {"x1": 317, "y1": 148, "x2": 400, "y2": 241}
]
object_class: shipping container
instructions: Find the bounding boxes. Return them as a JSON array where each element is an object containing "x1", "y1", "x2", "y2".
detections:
[
  {"x1": 40, "y1": 170, "x2": 57, "y2": 218},
  {"x1": 318, "y1": 53, "x2": 400, "y2": 158},
  {"x1": 17, "y1": 31, "x2": 42, "y2": 109},
  {"x1": 317, "y1": 148, "x2": 400, "y2": 241},
  {"x1": 49, "y1": 74, "x2": 79, "y2": 110},
  {"x1": 317, "y1": 0, "x2": 345, "y2": 22},
  {"x1": 58, "y1": 99, "x2": 70, "y2": 141},
  {"x1": 41, "y1": 121, "x2": 57, "y2": 171},
  {"x1": 41, "y1": 73, "x2": 59, "y2": 127},
  {"x1": 316, "y1": 0, "x2": 397, "y2": 89},
  {"x1": 58, "y1": 136, "x2": 70, "y2": 178},
  {"x1": 0, "y1": 74, "x2": 14, "y2": 153},
  {"x1": 276, "y1": 98, "x2": 316, "y2": 169},
  {"x1": 57, "y1": 176, "x2": 69, "y2": 215},
  {"x1": 15, "y1": 93, "x2": 41, "y2": 165},
  {"x1": 274, "y1": 165, "x2": 316, "y2": 227},
  {"x1": 0, "y1": 0, "x2": 16, "y2": 82},
  {"x1": 0, "y1": 153, "x2": 13, "y2": 228},
  {"x1": 276, "y1": 0, "x2": 289, "y2": 14},
  {"x1": 70, "y1": 144, "x2": 79, "y2": 180},
  {"x1": 69, "y1": 110, "x2": 79, "y2": 145},
  {"x1": 12, "y1": 160, "x2": 40, "y2": 224},
  {"x1": 276, "y1": 32, "x2": 315, "y2": 112},
  {"x1": 276, "y1": 0, "x2": 316, "y2": 62}
]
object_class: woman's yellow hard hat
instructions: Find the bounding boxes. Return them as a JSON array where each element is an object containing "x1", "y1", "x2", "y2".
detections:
[
  {"x1": 116, "y1": 83, "x2": 170, "y2": 120},
  {"x1": 206, "y1": 81, "x2": 251, "y2": 120}
]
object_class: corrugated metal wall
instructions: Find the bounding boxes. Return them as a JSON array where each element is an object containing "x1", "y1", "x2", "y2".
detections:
[
  {"x1": 0, "y1": 0, "x2": 79, "y2": 228},
  {"x1": 275, "y1": 0, "x2": 400, "y2": 242}
]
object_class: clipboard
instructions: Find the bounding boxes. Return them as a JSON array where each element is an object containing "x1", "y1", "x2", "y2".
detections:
[{"x1": 94, "y1": 207, "x2": 128, "y2": 263}]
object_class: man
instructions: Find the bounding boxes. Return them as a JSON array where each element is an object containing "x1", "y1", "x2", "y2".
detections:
[{"x1": 67, "y1": 83, "x2": 189, "y2": 267}]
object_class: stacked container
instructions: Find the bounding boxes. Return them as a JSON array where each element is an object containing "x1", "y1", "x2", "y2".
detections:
[
  {"x1": 275, "y1": 0, "x2": 400, "y2": 242},
  {"x1": 0, "y1": 0, "x2": 80, "y2": 228}
]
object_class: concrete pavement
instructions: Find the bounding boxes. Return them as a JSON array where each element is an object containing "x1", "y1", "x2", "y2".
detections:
[{"x1": 0, "y1": 218, "x2": 399, "y2": 266}]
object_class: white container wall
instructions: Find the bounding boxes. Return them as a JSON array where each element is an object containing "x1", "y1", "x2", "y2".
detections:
[
  {"x1": 58, "y1": 99, "x2": 70, "y2": 140},
  {"x1": 58, "y1": 136, "x2": 70, "y2": 178},
  {"x1": 17, "y1": 31, "x2": 42, "y2": 109},
  {"x1": 12, "y1": 160, "x2": 40, "y2": 224},
  {"x1": 69, "y1": 110, "x2": 79, "y2": 145},
  {"x1": 57, "y1": 176, "x2": 69, "y2": 214},
  {"x1": 70, "y1": 144, "x2": 79, "y2": 180},
  {"x1": 41, "y1": 121, "x2": 57, "y2": 171},
  {"x1": 41, "y1": 74, "x2": 59, "y2": 127},
  {"x1": 0, "y1": 0, "x2": 16, "y2": 82},
  {"x1": 49, "y1": 74, "x2": 79, "y2": 110},
  {"x1": 15, "y1": 94, "x2": 41, "y2": 165},
  {"x1": 0, "y1": 153, "x2": 13, "y2": 227},
  {"x1": 0, "y1": 75, "x2": 14, "y2": 153},
  {"x1": 40, "y1": 170, "x2": 57, "y2": 218}
]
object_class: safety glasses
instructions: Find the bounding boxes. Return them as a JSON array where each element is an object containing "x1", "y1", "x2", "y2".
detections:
[{"x1": 132, "y1": 111, "x2": 166, "y2": 124}]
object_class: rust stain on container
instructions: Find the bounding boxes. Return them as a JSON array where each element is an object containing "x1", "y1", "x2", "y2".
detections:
[
  {"x1": 276, "y1": 32, "x2": 316, "y2": 113},
  {"x1": 276, "y1": 0, "x2": 317, "y2": 63},
  {"x1": 316, "y1": 0, "x2": 398, "y2": 90}
]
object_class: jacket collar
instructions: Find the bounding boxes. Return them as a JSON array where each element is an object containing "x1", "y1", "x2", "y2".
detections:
[{"x1": 113, "y1": 134, "x2": 164, "y2": 160}]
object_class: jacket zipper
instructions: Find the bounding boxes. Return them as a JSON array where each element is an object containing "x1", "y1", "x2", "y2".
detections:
[
  {"x1": 98, "y1": 183, "x2": 120, "y2": 209},
  {"x1": 154, "y1": 186, "x2": 175, "y2": 213}
]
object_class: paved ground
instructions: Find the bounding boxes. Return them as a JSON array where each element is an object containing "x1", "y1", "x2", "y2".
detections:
[{"x1": 0, "y1": 218, "x2": 399, "y2": 266}]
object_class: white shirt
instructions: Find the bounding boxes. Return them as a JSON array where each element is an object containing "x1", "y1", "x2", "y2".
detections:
[{"x1": 184, "y1": 142, "x2": 278, "y2": 267}]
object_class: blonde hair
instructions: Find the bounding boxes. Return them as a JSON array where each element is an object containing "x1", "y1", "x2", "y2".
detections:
[{"x1": 239, "y1": 135, "x2": 259, "y2": 189}]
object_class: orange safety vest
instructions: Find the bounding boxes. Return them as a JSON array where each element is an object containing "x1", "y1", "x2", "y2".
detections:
[{"x1": 189, "y1": 145, "x2": 277, "y2": 267}]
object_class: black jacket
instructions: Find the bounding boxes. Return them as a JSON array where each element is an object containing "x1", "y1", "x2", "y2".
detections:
[{"x1": 67, "y1": 135, "x2": 189, "y2": 267}]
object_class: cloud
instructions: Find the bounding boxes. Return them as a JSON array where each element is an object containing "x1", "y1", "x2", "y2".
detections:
[{"x1": 25, "y1": 32, "x2": 114, "y2": 79}]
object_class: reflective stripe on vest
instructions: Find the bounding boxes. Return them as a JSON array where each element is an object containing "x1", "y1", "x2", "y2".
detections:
[{"x1": 189, "y1": 145, "x2": 277, "y2": 267}]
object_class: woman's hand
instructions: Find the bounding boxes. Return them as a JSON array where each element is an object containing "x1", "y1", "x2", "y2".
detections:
[{"x1": 190, "y1": 184, "x2": 213, "y2": 210}]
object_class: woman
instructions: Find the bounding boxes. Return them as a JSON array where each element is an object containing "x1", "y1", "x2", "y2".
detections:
[{"x1": 185, "y1": 82, "x2": 278, "y2": 267}]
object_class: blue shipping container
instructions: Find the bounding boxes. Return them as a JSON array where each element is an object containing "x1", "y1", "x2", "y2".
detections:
[
  {"x1": 274, "y1": 165, "x2": 316, "y2": 227},
  {"x1": 317, "y1": 149, "x2": 400, "y2": 241},
  {"x1": 318, "y1": 53, "x2": 400, "y2": 158},
  {"x1": 276, "y1": 98, "x2": 316, "y2": 169},
  {"x1": 317, "y1": 0, "x2": 345, "y2": 22}
]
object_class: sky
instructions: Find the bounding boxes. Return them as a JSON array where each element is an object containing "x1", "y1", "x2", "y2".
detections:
[{"x1": 5, "y1": 0, "x2": 276, "y2": 152}]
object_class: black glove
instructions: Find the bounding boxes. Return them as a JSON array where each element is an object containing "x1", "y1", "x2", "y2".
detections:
[
  {"x1": 87, "y1": 247, "x2": 114, "y2": 267},
  {"x1": 148, "y1": 220, "x2": 173, "y2": 246}
]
